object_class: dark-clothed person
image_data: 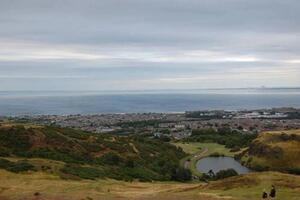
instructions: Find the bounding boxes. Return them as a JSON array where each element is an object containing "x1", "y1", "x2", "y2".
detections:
[
  {"x1": 262, "y1": 189, "x2": 268, "y2": 199},
  {"x1": 270, "y1": 185, "x2": 276, "y2": 199}
]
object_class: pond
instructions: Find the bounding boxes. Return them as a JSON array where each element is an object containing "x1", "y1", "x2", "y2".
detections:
[{"x1": 196, "y1": 156, "x2": 250, "y2": 174}]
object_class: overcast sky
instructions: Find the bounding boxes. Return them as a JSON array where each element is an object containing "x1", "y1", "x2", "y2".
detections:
[{"x1": 0, "y1": 0, "x2": 299, "y2": 91}]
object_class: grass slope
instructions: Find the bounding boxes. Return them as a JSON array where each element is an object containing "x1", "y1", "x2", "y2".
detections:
[
  {"x1": 0, "y1": 170, "x2": 299, "y2": 200},
  {"x1": 239, "y1": 129, "x2": 300, "y2": 173}
]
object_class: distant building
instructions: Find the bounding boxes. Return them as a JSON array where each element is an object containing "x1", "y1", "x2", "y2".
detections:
[
  {"x1": 153, "y1": 132, "x2": 162, "y2": 138},
  {"x1": 174, "y1": 124, "x2": 185, "y2": 129}
]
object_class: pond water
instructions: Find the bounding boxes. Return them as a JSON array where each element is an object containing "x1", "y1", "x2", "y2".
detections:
[{"x1": 196, "y1": 156, "x2": 250, "y2": 174}]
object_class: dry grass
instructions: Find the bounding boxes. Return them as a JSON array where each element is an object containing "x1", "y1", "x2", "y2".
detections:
[
  {"x1": 0, "y1": 170, "x2": 205, "y2": 200},
  {"x1": 0, "y1": 122, "x2": 42, "y2": 129},
  {"x1": 205, "y1": 172, "x2": 300, "y2": 200},
  {"x1": 244, "y1": 129, "x2": 300, "y2": 169},
  {"x1": 0, "y1": 170, "x2": 299, "y2": 200}
]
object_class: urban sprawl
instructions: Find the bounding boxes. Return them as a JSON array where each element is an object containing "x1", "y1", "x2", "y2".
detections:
[{"x1": 2, "y1": 107, "x2": 300, "y2": 140}]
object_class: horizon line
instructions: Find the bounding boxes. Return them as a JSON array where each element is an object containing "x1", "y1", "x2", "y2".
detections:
[{"x1": 1, "y1": 86, "x2": 300, "y2": 92}]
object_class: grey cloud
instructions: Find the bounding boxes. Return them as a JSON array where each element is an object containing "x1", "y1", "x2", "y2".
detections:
[{"x1": 0, "y1": 0, "x2": 299, "y2": 90}]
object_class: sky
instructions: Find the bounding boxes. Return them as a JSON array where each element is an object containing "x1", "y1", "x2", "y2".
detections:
[{"x1": 0, "y1": 0, "x2": 300, "y2": 91}]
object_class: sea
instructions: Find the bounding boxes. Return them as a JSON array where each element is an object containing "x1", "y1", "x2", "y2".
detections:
[{"x1": 0, "y1": 88, "x2": 300, "y2": 116}]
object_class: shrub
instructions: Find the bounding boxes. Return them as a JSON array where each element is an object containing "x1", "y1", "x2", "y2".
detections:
[
  {"x1": 100, "y1": 152, "x2": 122, "y2": 165},
  {"x1": 24, "y1": 148, "x2": 84, "y2": 163},
  {"x1": 230, "y1": 146, "x2": 241, "y2": 152},
  {"x1": 8, "y1": 161, "x2": 35, "y2": 173},
  {"x1": 187, "y1": 129, "x2": 257, "y2": 149},
  {"x1": 287, "y1": 168, "x2": 300, "y2": 175},
  {"x1": 123, "y1": 167, "x2": 162, "y2": 182},
  {"x1": 0, "y1": 127, "x2": 32, "y2": 152},
  {"x1": 125, "y1": 159, "x2": 135, "y2": 168},
  {"x1": 0, "y1": 158, "x2": 12, "y2": 169},
  {"x1": 171, "y1": 167, "x2": 192, "y2": 182},
  {"x1": 61, "y1": 164, "x2": 105, "y2": 180},
  {"x1": 209, "y1": 152, "x2": 224, "y2": 157},
  {"x1": 159, "y1": 135, "x2": 171, "y2": 142},
  {"x1": 0, "y1": 147, "x2": 10, "y2": 156},
  {"x1": 215, "y1": 168, "x2": 238, "y2": 179},
  {"x1": 0, "y1": 158, "x2": 35, "y2": 173},
  {"x1": 251, "y1": 164, "x2": 269, "y2": 171}
]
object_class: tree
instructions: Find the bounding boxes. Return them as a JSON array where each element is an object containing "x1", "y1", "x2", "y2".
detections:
[
  {"x1": 100, "y1": 152, "x2": 121, "y2": 165},
  {"x1": 171, "y1": 167, "x2": 192, "y2": 182},
  {"x1": 215, "y1": 169, "x2": 238, "y2": 179}
]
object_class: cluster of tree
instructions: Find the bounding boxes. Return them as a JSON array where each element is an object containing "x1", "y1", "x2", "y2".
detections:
[
  {"x1": 171, "y1": 167, "x2": 192, "y2": 181},
  {"x1": 154, "y1": 134, "x2": 171, "y2": 142},
  {"x1": 116, "y1": 120, "x2": 163, "y2": 128},
  {"x1": 0, "y1": 125, "x2": 32, "y2": 154},
  {"x1": 0, "y1": 158, "x2": 35, "y2": 173},
  {"x1": 287, "y1": 168, "x2": 300, "y2": 175},
  {"x1": 200, "y1": 168, "x2": 238, "y2": 181},
  {"x1": 184, "y1": 127, "x2": 257, "y2": 149},
  {"x1": 286, "y1": 112, "x2": 300, "y2": 119}
]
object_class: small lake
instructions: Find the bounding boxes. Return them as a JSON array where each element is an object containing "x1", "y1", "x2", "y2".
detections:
[{"x1": 196, "y1": 157, "x2": 250, "y2": 174}]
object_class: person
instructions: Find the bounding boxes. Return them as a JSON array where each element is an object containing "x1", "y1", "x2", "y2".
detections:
[
  {"x1": 270, "y1": 185, "x2": 276, "y2": 199},
  {"x1": 262, "y1": 189, "x2": 268, "y2": 199}
]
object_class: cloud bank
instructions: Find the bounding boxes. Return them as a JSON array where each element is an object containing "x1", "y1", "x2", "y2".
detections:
[{"x1": 0, "y1": 0, "x2": 299, "y2": 90}]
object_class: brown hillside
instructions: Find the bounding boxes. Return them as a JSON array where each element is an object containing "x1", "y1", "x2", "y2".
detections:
[{"x1": 240, "y1": 129, "x2": 300, "y2": 172}]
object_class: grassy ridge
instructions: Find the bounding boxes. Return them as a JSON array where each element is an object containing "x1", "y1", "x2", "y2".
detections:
[
  {"x1": 238, "y1": 129, "x2": 300, "y2": 173},
  {"x1": 0, "y1": 124, "x2": 188, "y2": 181}
]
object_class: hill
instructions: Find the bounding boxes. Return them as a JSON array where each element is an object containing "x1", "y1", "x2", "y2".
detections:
[
  {"x1": 238, "y1": 129, "x2": 300, "y2": 173},
  {"x1": 0, "y1": 124, "x2": 299, "y2": 199},
  {"x1": 0, "y1": 123, "x2": 189, "y2": 181}
]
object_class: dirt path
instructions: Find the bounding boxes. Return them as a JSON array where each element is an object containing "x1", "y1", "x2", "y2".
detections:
[{"x1": 184, "y1": 147, "x2": 208, "y2": 169}]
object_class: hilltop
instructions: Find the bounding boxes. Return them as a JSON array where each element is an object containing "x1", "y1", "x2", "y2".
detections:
[
  {"x1": 238, "y1": 129, "x2": 300, "y2": 173},
  {"x1": 0, "y1": 123, "x2": 189, "y2": 181}
]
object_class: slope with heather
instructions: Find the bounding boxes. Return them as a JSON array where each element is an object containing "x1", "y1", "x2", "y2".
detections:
[{"x1": 0, "y1": 124, "x2": 189, "y2": 181}]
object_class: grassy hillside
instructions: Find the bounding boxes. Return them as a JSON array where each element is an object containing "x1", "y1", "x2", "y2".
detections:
[
  {"x1": 0, "y1": 169, "x2": 299, "y2": 200},
  {"x1": 238, "y1": 129, "x2": 300, "y2": 173},
  {"x1": 0, "y1": 123, "x2": 189, "y2": 181},
  {"x1": 0, "y1": 124, "x2": 299, "y2": 199}
]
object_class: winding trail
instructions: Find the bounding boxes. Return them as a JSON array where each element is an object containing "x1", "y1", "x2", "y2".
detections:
[{"x1": 184, "y1": 147, "x2": 208, "y2": 170}]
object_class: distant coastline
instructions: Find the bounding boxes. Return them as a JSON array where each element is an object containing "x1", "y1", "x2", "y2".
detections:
[{"x1": 1, "y1": 87, "x2": 300, "y2": 95}]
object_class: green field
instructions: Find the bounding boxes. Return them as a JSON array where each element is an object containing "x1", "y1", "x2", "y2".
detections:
[{"x1": 174, "y1": 142, "x2": 236, "y2": 156}]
